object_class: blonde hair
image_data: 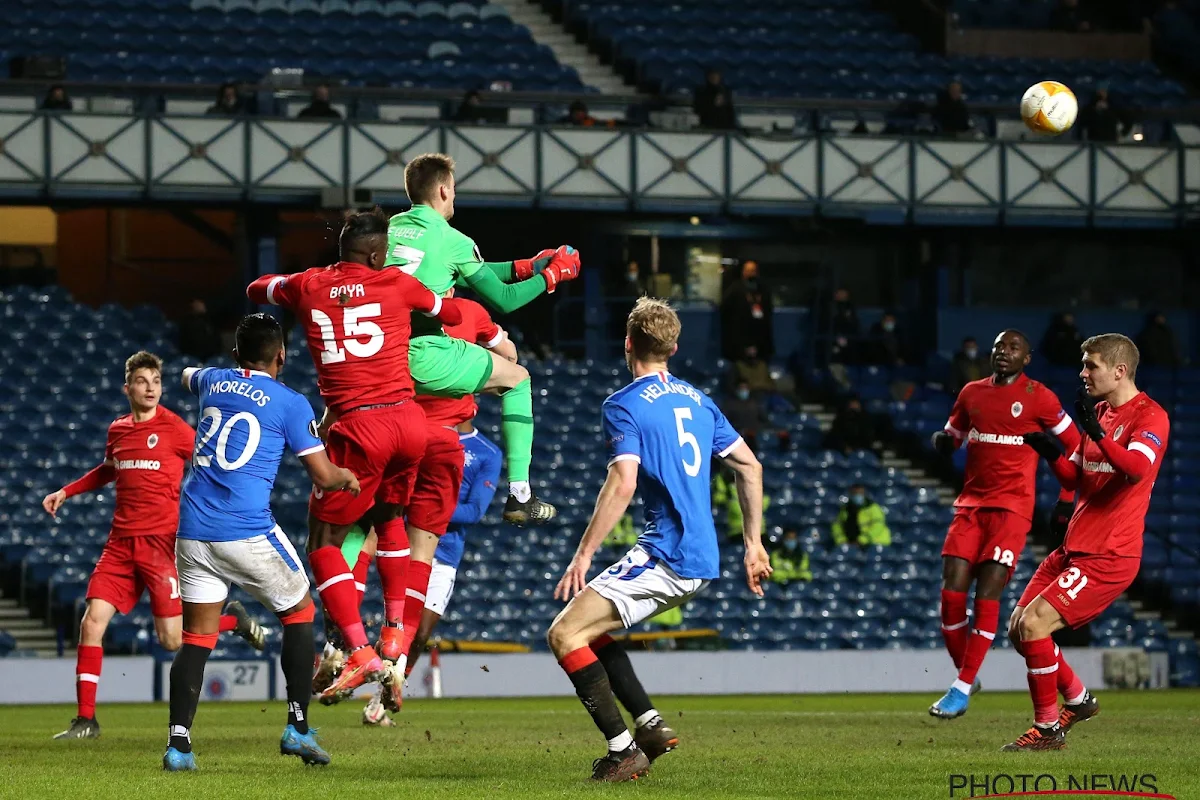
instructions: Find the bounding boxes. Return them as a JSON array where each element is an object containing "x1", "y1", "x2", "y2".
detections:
[
  {"x1": 626, "y1": 297, "x2": 681, "y2": 362},
  {"x1": 1081, "y1": 333, "x2": 1139, "y2": 382},
  {"x1": 404, "y1": 153, "x2": 455, "y2": 205},
  {"x1": 124, "y1": 351, "x2": 163, "y2": 384}
]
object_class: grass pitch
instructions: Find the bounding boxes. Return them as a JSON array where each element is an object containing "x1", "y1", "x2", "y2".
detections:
[{"x1": 3, "y1": 692, "x2": 1199, "y2": 799}]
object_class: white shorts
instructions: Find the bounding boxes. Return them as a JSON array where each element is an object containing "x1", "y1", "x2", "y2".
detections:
[
  {"x1": 175, "y1": 526, "x2": 310, "y2": 614},
  {"x1": 589, "y1": 545, "x2": 709, "y2": 628},
  {"x1": 424, "y1": 558, "x2": 458, "y2": 616}
]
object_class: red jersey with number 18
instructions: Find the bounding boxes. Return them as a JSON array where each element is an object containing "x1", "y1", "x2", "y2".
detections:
[
  {"x1": 945, "y1": 374, "x2": 1077, "y2": 521},
  {"x1": 1064, "y1": 392, "x2": 1169, "y2": 558},
  {"x1": 251, "y1": 262, "x2": 458, "y2": 415},
  {"x1": 416, "y1": 298, "x2": 504, "y2": 426}
]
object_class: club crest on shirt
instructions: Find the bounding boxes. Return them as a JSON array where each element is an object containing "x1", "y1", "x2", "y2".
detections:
[
  {"x1": 1113, "y1": 425, "x2": 1125, "y2": 440},
  {"x1": 464, "y1": 450, "x2": 476, "y2": 468},
  {"x1": 1011, "y1": 402, "x2": 1023, "y2": 418},
  {"x1": 147, "y1": 433, "x2": 159, "y2": 449}
]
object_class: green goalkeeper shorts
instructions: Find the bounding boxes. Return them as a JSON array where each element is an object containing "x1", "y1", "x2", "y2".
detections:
[{"x1": 410, "y1": 334, "x2": 494, "y2": 397}]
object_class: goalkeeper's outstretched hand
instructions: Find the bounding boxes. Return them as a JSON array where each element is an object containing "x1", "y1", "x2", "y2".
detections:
[
  {"x1": 515, "y1": 245, "x2": 580, "y2": 281},
  {"x1": 541, "y1": 246, "x2": 581, "y2": 293}
]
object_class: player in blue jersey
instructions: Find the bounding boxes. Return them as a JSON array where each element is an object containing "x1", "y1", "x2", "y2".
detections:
[
  {"x1": 163, "y1": 314, "x2": 360, "y2": 772},
  {"x1": 362, "y1": 418, "x2": 502, "y2": 725},
  {"x1": 547, "y1": 298, "x2": 771, "y2": 782}
]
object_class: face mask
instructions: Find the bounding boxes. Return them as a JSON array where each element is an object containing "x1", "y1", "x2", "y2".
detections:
[
  {"x1": 881, "y1": 321, "x2": 895, "y2": 333},
  {"x1": 736, "y1": 388, "x2": 750, "y2": 401},
  {"x1": 964, "y1": 347, "x2": 978, "y2": 359},
  {"x1": 784, "y1": 539, "x2": 799, "y2": 552},
  {"x1": 850, "y1": 494, "x2": 866, "y2": 506}
]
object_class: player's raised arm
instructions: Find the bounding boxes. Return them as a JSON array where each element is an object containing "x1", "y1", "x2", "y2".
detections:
[
  {"x1": 1077, "y1": 387, "x2": 1166, "y2": 484},
  {"x1": 462, "y1": 247, "x2": 581, "y2": 313},
  {"x1": 932, "y1": 389, "x2": 970, "y2": 456},
  {"x1": 449, "y1": 444, "x2": 502, "y2": 526},
  {"x1": 246, "y1": 273, "x2": 299, "y2": 309},
  {"x1": 400, "y1": 275, "x2": 465, "y2": 326}
]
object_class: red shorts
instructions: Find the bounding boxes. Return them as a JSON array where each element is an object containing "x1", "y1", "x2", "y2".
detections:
[
  {"x1": 312, "y1": 402, "x2": 428, "y2": 526},
  {"x1": 1017, "y1": 546, "x2": 1140, "y2": 628},
  {"x1": 86, "y1": 534, "x2": 181, "y2": 617},
  {"x1": 407, "y1": 425, "x2": 465, "y2": 536},
  {"x1": 942, "y1": 507, "x2": 1030, "y2": 574}
]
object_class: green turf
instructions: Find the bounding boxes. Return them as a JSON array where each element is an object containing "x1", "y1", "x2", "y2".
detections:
[{"x1": 3, "y1": 692, "x2": 1199, "y2": 799}]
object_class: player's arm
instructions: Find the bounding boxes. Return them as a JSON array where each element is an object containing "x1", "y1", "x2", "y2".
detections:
[
  {"x1": 1024, "y1": 436, "x2": 1082, "y2": 492},
  {"x1": 450, "y1": 447, "x2": 503, "y2": 526},
  {"x1": 246, "y1": 273, "x2": 299, "y2": 309},
  {"x1": 473, "y1": 304, "x2": 517, "y2": 363},
  {"x1": 932, "y1": 389, "x2": 969, "y2": 455},
  {"x1": 1075, "y1": 389, "x2": 1164, "y2": 483},
  {"x1": 44, "y1": 428, "x2": 119, "y2": 518},
  {"x1": 1038, "y1": 391, "x2": 1082, "y2": 500},
  {"x1": 400, "y1": 276, "x2": 465, "y2": 326},
  {"x1": 285, "y1": 396, "x2": 360, "y2": 495},
  {"x1": 711, "y1": 401, "x2": 771, "y2": 595}
]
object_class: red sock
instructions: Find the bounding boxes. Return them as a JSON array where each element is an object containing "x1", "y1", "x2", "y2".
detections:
[
  {"x1": 375, "y1": 518, "x2": 410, "y2": 624},
  {"x1": 1055, "y1": 644, "x2": 1085, "y2": 703},
  {"x1": 76, "y1": 644, "x2": 103, "y2": 719},
  {"x1": 956, "y1": 598, "x2": 1000, "y2": 686},
  {"x1": 218, "y1": 615, "x2": 236, "y2": 633},
  {"x1": 353, "y1": 550, "x2": 373, "y2": 605},
  {"x1": 402, "y1": 560, "x2": 433, "y2": 658},
  {"x1": 1022, "y1": 636, "x2": 1060, "y2": 725},
  {"x1": 940, "y1": 589, "x2": 969, "y2": 670},
  {"x1": 309, "y1": 545, "x2": 367, "y2": 649}
]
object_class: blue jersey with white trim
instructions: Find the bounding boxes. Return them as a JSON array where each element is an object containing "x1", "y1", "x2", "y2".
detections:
[
  {"x1": 602, "y1": 371, "x2": 742, "y2": 580},
  {"x1": 178, "y1": 367, "x2": 324, "y2": 542},
  {"x1": 435, "y1": 430, "x2": 502, "y2": 569}
]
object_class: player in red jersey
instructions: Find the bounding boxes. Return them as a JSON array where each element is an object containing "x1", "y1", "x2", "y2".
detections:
[
  {"x1": 1002, "y1": 334, "x2": 1167, "y2": 750},
  {"x1": 247, "y1": 209, "x2": 465, "y2": 704},
  {"x1": 41, "y1": 352, "x2": 263, "y2": 740},
  {"x1": 928, "y1": 330, "x2": 1081, "y2": 719}
]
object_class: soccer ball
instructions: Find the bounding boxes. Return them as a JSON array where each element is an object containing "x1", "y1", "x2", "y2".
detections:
[{"x1": 1020, "y1": 81, "x2": 1078, "y2": 136}]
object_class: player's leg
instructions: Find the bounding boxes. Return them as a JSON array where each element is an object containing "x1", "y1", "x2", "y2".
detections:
[
  {"x1": 589, "y1": 634, "x2": 678, "y2": 762},
  {"x1": 136, "y1": 536, "x2": 185, "y2": 652},
  {"x1": 956, "y1": 561, "x2": 1007, "y2": 688},
  {"x1": 938, "y1": 556, "x2": 973, "y2": 670},
  {"x1": 407, "y1": 556, "x2": 455, "y2": 677},
  {"x1": 1001, "y1": 595, "x2": 1070, "y2": 751}
]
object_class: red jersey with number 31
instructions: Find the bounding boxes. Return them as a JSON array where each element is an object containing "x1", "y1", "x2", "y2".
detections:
[
  {"x1": 945, "y1": 374, "x2": 1074, "y2": 521},
  {"x1": 1065, "y1": 392, "x2": 1168, "y2": 558},
  {"x1": 105, "y1": 407, "x2": 195, "y2": 538},
  {"x1": 416, "y1": 298, "x2": 504, "y2": 426},
  {"x1": 261, "y1": 262, "x2": 445, "y2": 415}
]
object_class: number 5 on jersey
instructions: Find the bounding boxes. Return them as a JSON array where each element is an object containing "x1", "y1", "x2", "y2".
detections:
[
  {"x1": 674, "y1": 407, "x2": 702, "y2": 477},
  {"x1": 311, "y1": 305, "x2": 384, "y2": 364}
]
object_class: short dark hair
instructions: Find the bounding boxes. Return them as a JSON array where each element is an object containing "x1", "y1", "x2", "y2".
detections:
[
  {"x1": 339, "y1": 207, "x2": 388, "y2": 257},
  {"x1": 235, "y1": 313, "x2": 284, "y2": 366},
  {"x1": 125, "y1": 351, "x2": 162, "y2": 383},
  {"x1": 999, "y1": 328, "x2": 1031, "y2": 350},
  {"x1": 404, "y1": 152, "x2": 455, "y2": 205}
]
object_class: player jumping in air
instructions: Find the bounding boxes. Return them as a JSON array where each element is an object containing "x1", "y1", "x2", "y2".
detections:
[
  {"x1": 164, "y1": 314, "x2": 360, "y2": 771},
  {"x1": 1004, "y1": 334, "x2": 1167, "y2": 751},
  {"x1": 42, "y1": 351, "x2": 264, "y2": 741},
  {"x1": 247, "y1": 209, "x2": 466, "y2": 704},
  {"x1": 547, "y1": 298, "x2": 771, "y2": 781},
  {"x1": 385, "y1": 152, "x2": 582, "y2": 526},
  {"x1": 928, "y1": 330, "x2": 1080, "y2": 719}
]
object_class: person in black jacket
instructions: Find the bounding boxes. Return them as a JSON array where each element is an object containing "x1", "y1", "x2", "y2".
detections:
[
  {"x1": 1137, "y1": 311, "x2": 1181, "y2": 367},
  {"x1": 1078, "y1": 86, "x2": 1130, "y2": 142},
  {"x1": 1040, "y1": 312, "x2": 1084, "y2": 367},
  {"x1": 297, "y1": 85, "x2": 341, "y2": 119},
  {"x1": 693, "y1": 69, "x2": 736, "y2": 130},
  {"x1": 933, "y1": 80, "x2": 972, "y2": 135},
  {"x1": 823, "y1": 397, "x2": 876, "y2": 454}
]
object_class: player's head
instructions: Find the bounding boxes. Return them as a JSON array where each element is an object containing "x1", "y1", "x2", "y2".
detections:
[
  {"x1": 625, "y1": 297, "x2": 680, "y2": 372},
  {"x1": 990, "y1": 329, "x2": 1031, "y2": 378},
  {"x1": 234, "y1": 313, "x2": 285, "y2": 374},
  {"x1": 123, "y1": 351, "x2": 163, "y2": 413},
  {"x1": 1081, "y1": 333, "x2": 1139, "y2": 397},
  {"x1": 404, "y1": 152, "x2": 456, "y2": 220},
  {"x1": 339, "y1": 207, "x2": 389, "y2": 269}
]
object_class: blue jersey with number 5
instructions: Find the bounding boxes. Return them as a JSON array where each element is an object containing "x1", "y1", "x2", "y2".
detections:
[
  {"x1": 178, "y1": 367, "x2": 325, "y2": 542},
  {"x1": 602, "y1": 371, "x2": 742, "y2": 580}
]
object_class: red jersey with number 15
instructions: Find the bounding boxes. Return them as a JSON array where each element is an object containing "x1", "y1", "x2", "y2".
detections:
[
  {"x1": 1064, "y1": 392, "x2": 1169, "y2": 558},
  {"x1": 105, "y1": 407, "x2": 195, "y2": 538},
  {"x1": 945, "y1": 374, "x2": 1076, "y2": 521},
  {"x1": 254, "y1": 262, "x2": 454, "y2": 415},
  {"x1": 416, "y1": 298, "x2": 504, "y2": 426}
]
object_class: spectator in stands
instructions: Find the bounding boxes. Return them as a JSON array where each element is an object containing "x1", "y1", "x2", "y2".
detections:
[
  {"x1": 453, "y1": 90, "x2": 489, "y2": 123},
  {"x1": 864, "y1": 311, "x2": 905, "y2": 367},
  {"x1": 831, "y1": 483, "x2": 892, "y2": 548},
  {"x1": 949, "y1": 336, "x2": 990, "y2": 393},
  {"x1": 731, "y1": 345, "x2": 777, "y2": 398},
  {"x1": 823, "y1": 396, "x2": 876, "y2": 454},
  {"x1": 622, "y1": 261, "x2": 645, "y2": 298},
  {"x1": 822, "y1": 287, "x2": 861, "y2": 365},
  {"x1": 1137, "y1": 311, "x2": 1181, "y2": 367},
  {"x1": 1078, "y1": 85, "x2": 1131, "y2": 142},
  {"x1": 41, "y1": 84, "x2": 72, "y2": 111},
  {"x1": 770, "y1": 529, "x2": 813, "y2": 584},
  {"x1": 1040, "y1": 311, "x2": 1084, "y2": 366},
  {"x1": 178, "y1": 299, "x2": 221, "y2": 362},
  {"x1": 693, "y1": 68, "x2": 737, "y2": 130},
  {"x1": 933, "y1": 80, "x2": 972, "y2": 136},
  {"x1": 720, "y1": 260, "x2": 774, "y2": 360},
  {"x1": 562, "y1": 100, "x2": 612, "y2": 128},
  {"x1": 723, "y1": 380, "x2": 767, "y2": 451},
  {"x1": 1050, "y1": 0, "x2": 1092, "y2": 32},
  {"x1": 298, "y1": 84, "x2": 341, "y2": 119},
  {"x1": 206, "y1": 82, "x2": 243, "y2": 116}
]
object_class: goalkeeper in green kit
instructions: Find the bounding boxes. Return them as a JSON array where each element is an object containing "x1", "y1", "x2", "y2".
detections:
[{"x1": 387, "y1": 152, "x2": 581, "y2": 525}]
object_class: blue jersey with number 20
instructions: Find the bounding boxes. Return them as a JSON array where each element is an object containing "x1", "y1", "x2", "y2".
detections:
[
  {"x1": 603, "y1": 371, "x2": 742, "y2": 580},
  {"x1": 178, "y1": 367, "x2": 325, "y2": 542}
]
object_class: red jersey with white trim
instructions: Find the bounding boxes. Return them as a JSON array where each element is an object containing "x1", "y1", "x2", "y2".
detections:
[
  {"x1": 416, "y1": 298, "x2": 503, "y2": 426},
  {"x1": 104, "y1": 407, "x2": 194, "y2": 538},
  {"x1": 262, "y1": 262, "x2": 444, "y2": 415},
  {"x1": 945, "y1": 374, "x2": 1074, "y2": 520},
  {"x1": 1064, "y1": 392, "x2": 1168, "y2": 557}
]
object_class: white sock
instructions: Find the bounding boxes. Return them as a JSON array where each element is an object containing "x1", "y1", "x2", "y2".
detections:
[
  {"x1": 1066, "y1": 688, "x2": 1088, "y2": 706},
  {"x1": 951, "y1": 679, "x2": 973, "y2": 696},
  {"x1": 510, "y1": 481, "x2": 532, "y2": 503},
  {"x1": 633, "y1": 709, "x2": 660, "y2": 729},
  {"x1": 607, "y1": 730, "x2": 634, "y2": 752}
]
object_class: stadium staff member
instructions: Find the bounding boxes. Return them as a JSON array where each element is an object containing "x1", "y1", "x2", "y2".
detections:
[{"x1": 831, "y1": 483, "x2": 892, "y2": 547}]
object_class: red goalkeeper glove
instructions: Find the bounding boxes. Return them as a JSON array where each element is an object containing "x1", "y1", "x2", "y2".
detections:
[
  {"x1": 541, "y1": 247, "x2": 581, "y2": 294},
  {"x1": 514, "y1": 245, "x2": 579, "y2": 281}
]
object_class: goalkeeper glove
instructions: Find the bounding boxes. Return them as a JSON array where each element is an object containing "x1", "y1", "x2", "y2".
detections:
[
  {"x1": 514, "y1": 245, "x2": 579, "y2": 281},
  {"x1": 1022, "y1": 431, "x2": 1064, "y2": 462},
  {"x1": 930, "y1": 431, "x2": 957, "y2": 456},
  {"x1": 1074, "y1": 385, "x2": 1105, "y2": 440},
  {"x1": 540, "y1": 247, "x2": 581, "y2": 294}
]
